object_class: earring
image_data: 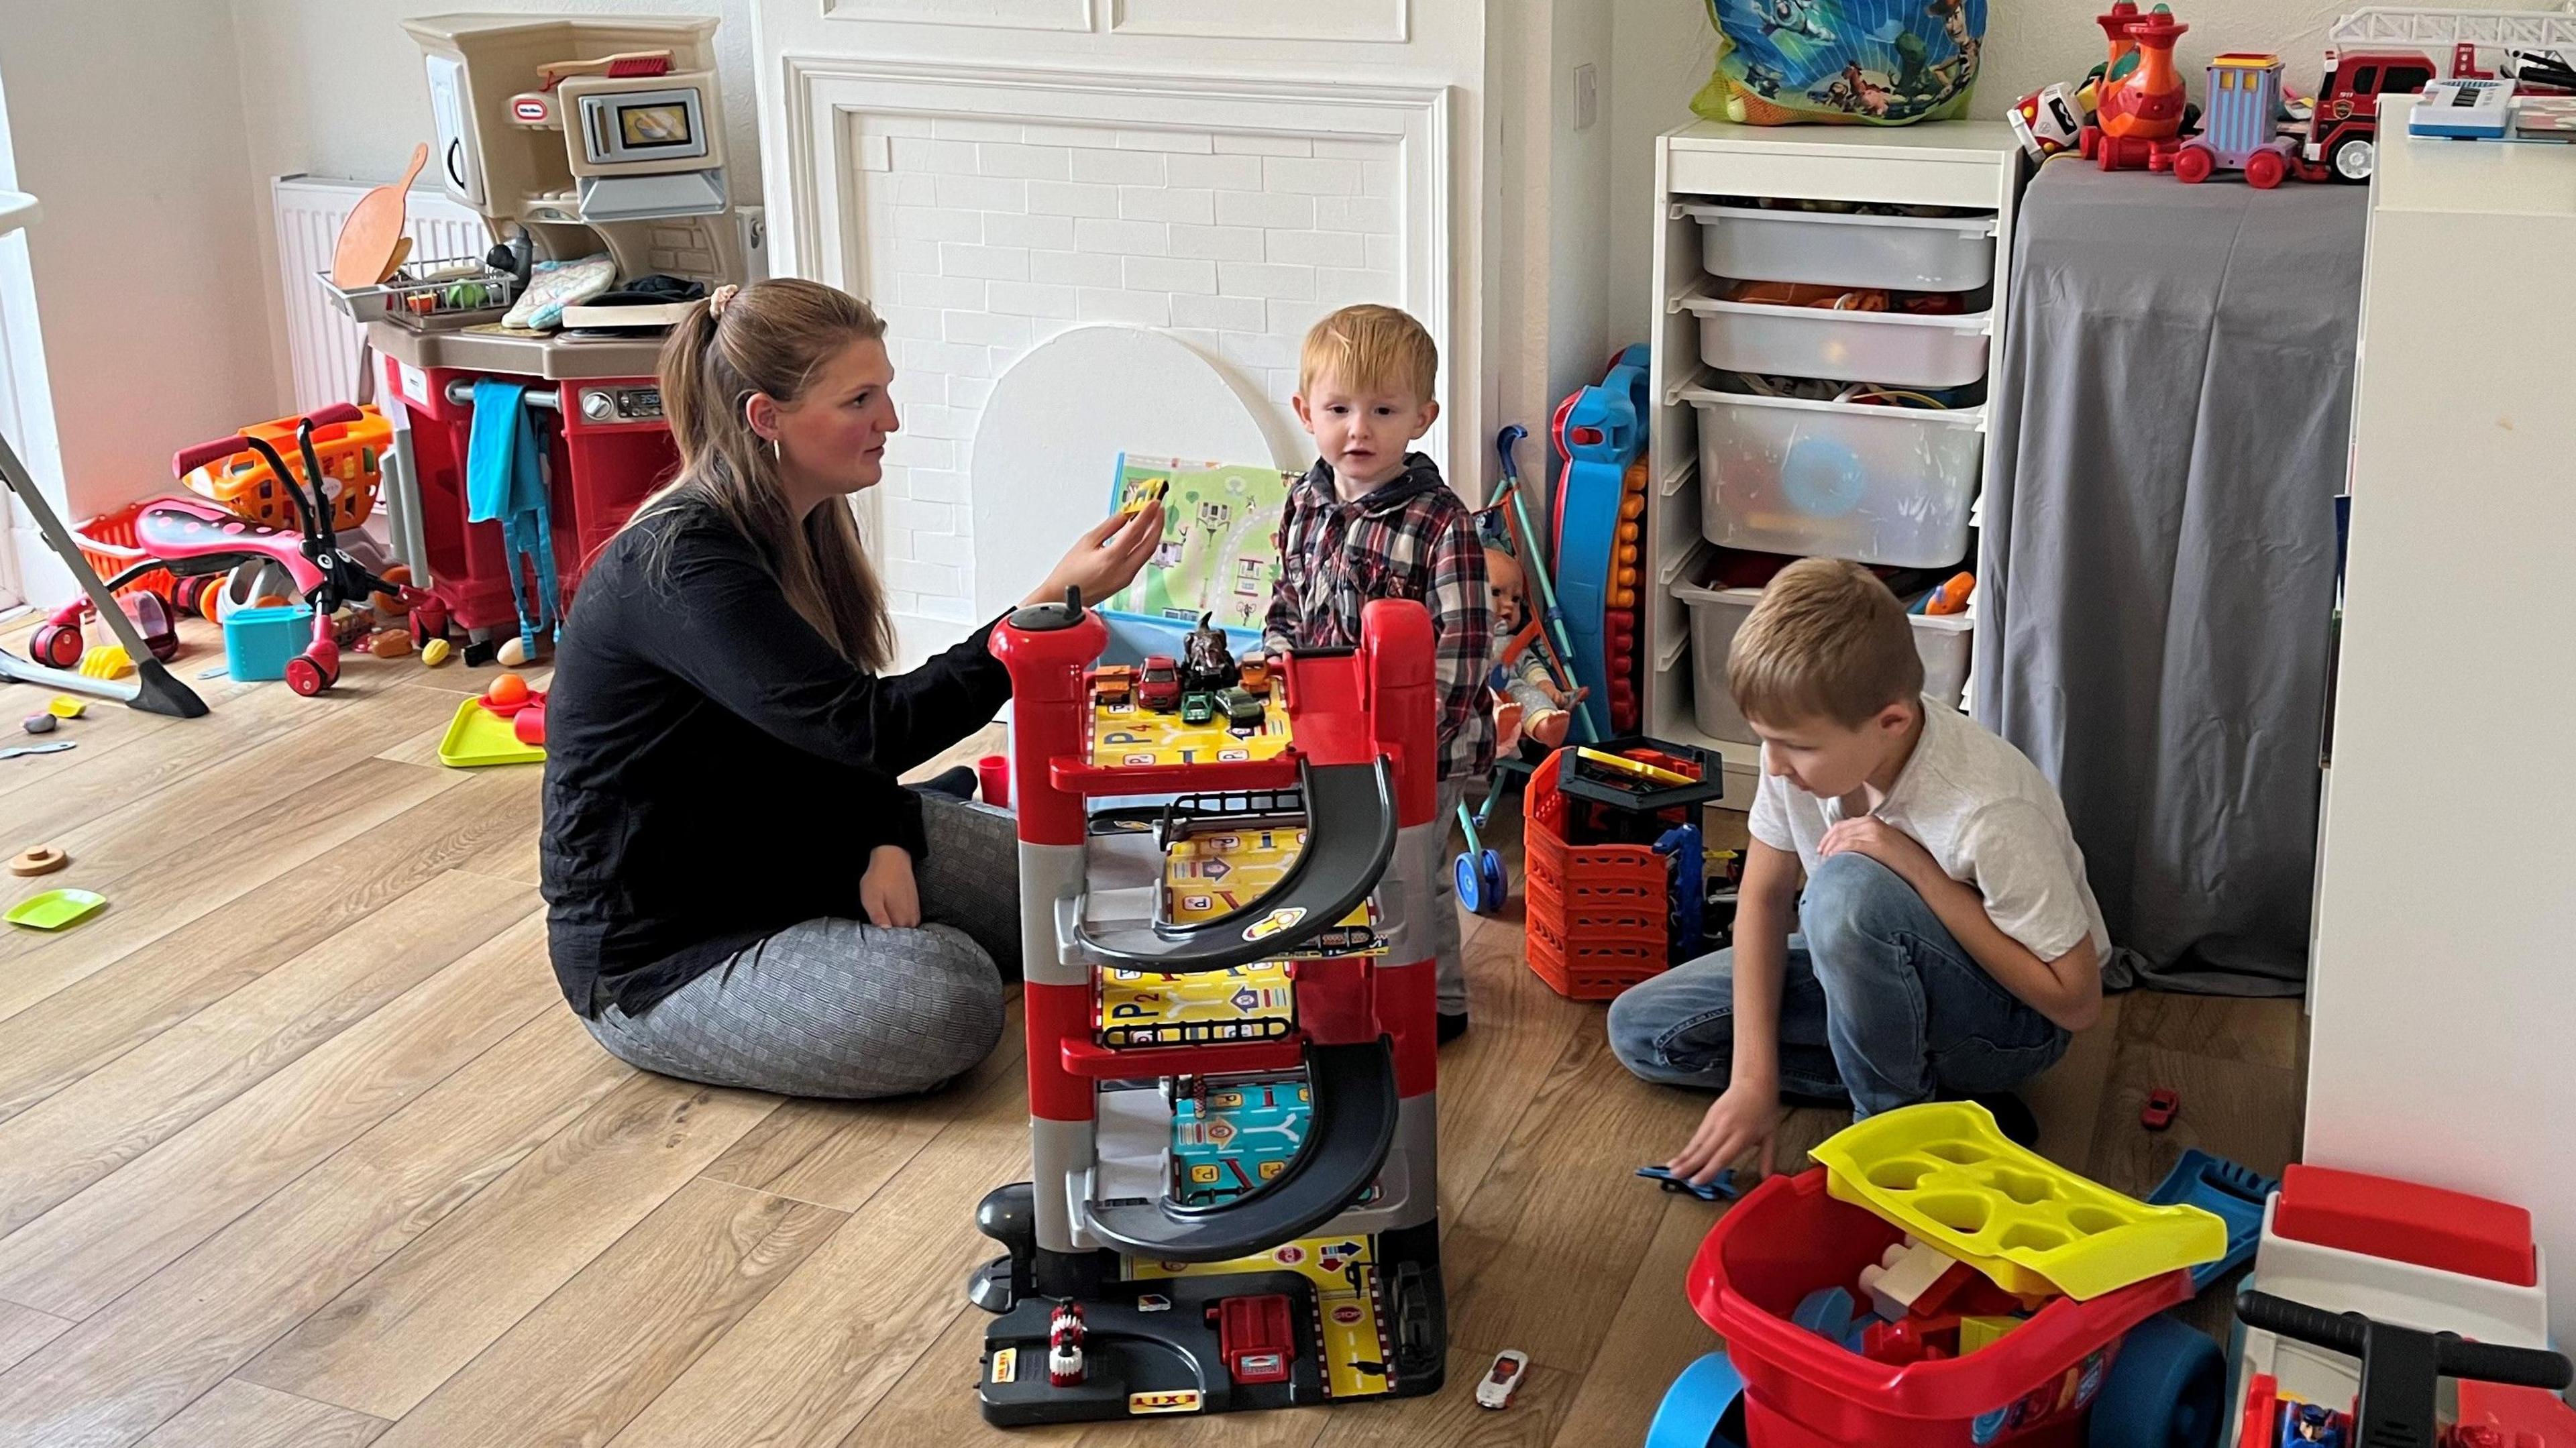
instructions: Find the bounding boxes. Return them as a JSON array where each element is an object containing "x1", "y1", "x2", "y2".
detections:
[{"x1": 769, "y1": 436, "x2": 782, "y2": 463}]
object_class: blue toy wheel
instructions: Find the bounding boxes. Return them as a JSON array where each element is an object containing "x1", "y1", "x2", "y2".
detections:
[
  {"x1": 2087, "y1": 1313, "x2": 2224, "y2": 1448},
  {"x1": 1477, "y1": 849, "x2": 1507, "y2": 911},
  {"x1": 1648, "y1": 1351, "x2": 1747, "y2": 1448},
  {"x1": 1454, "y1": 852, "x2": 1489, "y2": 915}
]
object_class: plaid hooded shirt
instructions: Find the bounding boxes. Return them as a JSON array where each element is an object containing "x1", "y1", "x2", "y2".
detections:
[{"x1": 1263, "y1": 454, "x2": 1494, "y2": 781}]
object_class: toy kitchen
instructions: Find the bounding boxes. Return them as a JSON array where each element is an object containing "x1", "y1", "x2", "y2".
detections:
[{"x1": 321, "y1": 13, "x2": 752, "y2": 663}]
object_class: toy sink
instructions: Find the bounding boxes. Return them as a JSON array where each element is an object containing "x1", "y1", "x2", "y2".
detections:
[{"x1": 1810, "y1": 1102, "x2": 2226, "y2": 1300}]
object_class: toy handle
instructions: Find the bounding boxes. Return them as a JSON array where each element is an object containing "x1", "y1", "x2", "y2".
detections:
[
  {"x1": 171, "y1": 404, "x2": 364, "y2": 478},
  {"x1": 2235, "y1": 1291, "x2": 2574, "y2": 1391}
]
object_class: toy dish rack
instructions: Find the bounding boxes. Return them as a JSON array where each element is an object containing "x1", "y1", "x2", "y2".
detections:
[
  {"x1": 315, "y1": 255, "x2": 521, "y2": 330},
  {"x1": 1523, "y1": 740, "x2": 1724, "y2": 1001}
]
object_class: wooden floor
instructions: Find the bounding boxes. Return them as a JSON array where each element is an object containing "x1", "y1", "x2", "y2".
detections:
[{"x1": 0, "y1": 614, "x2": 2308, "y2": 1448}]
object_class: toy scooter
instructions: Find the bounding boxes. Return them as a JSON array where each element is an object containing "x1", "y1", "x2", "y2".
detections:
[
  {"x1": 32, "y1": 404, "x2": 429, "y2": 697},
  {"x1": 2234, "y1": 1290, "x2": 2575, "y2": 1447}
]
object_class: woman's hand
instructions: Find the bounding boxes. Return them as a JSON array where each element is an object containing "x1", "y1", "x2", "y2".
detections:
[
  {"x1": 860, "y1": 844, "x2": 921, "y2": 928},
  {"x1": 1024, "y1": 502, "x2": 1165, "y2": 610}
]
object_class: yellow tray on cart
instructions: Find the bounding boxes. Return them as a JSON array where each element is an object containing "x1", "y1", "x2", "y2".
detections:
[{"x1": 1810, "y1": 1102, "x2": 2226, "y2": 1300}]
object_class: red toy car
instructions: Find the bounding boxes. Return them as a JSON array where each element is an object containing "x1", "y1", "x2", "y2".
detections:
[
  {"x1": 2141, "y1": 1087, "x2": 2180, "y2": 1131},
  {"x1": 1138, "y1": 655, "x2": 1182, "y2": 711},
  {"x1": 1048, "y1": 1302, "x2": 1085, "y2": 1386}
]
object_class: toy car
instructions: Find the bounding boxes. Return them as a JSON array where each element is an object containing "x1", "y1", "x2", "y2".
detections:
[
  {"x1": 1087, "y1": 664, "x2": 1136, "y2": 707},
  {"x1": 1048, "y1": 1302, "x2": 1085, "y2": 1386},
  {"x1": 1220, "y1": 686, "x2": 1265, "y2": 730},
  {"x1": 1237, "y1": 653, "x2": 1271, "y2": 694},
  {"x1": 2142, "y1": 1087, "x2": 2180, "y2": 1131},
  {"x1": 1179, "y1": 692, "x2": 1216, "y2": 727},
  {"x1": 1477, "y1": 1349, "x2": 1530, "y2": 1409},
  {"x1": 1138, "y1": 655, "x2": 1181, "y2": 710},
  {"x1": 1120, "y1": 476, "x2": 1169, "y2": 514}
]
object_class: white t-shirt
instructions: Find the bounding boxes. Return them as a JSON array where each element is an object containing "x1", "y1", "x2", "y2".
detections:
[{"x1": 1749, "y1": 701, "x2": 2112, "y2": 967}]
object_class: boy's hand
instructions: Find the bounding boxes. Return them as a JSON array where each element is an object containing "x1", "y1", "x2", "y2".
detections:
[
  {"x1": 1818, "y1": 815, "x2": 1939, "y2": 890},
  {"x1": 1670, "y1": 1084, "x2": 1785, "y2": 1186},
  {"x1": 860, "y1": 844, "x2": 921, "y2": 929}
]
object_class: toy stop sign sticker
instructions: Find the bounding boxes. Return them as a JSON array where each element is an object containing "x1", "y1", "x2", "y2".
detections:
[
  {"x1": 1332, "y1": 1305, "x2": 1363, "y2": 1325},
  {"x1": 1272, "y1": 1245, "x2": 1305, "y2": 1265}
]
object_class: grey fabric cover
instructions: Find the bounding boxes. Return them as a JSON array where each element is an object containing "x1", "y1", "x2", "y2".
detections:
[{"x1": 1977, "y1": 161, "x2": 2366, "y2": 995}]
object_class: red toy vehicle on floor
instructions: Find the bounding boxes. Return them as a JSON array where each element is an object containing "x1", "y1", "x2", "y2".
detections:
[{"x1": 30, "y1": 404, "x2": 430, "y2": 697}]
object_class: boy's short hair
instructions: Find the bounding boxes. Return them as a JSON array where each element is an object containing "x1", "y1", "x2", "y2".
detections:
[
  {"x1": 1728, "y1": 558, "x2": 1924, "y2": 728},
  {"x1": 1299, "y1": 304, "x2": 1437, "y2": 403}
]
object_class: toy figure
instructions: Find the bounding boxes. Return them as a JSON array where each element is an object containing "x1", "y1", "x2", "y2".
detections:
[
  {"x1": 2082, "y1": 4, "x2": 2192, "y2": 172},
  {"x1": 1758, "y1": 0, "x2": 1834, "y2": 44},
  {"x1": 1484, "y1": 549, "x2": 1584, "y2": 755},
  {"x1": 1181, "y1": 611, "x2": 1236, "y2": 693}
]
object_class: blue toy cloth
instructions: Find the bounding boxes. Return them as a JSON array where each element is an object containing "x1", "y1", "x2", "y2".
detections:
[{"x1": 465, "y1": 376, "x2": 560, "y2": 655}]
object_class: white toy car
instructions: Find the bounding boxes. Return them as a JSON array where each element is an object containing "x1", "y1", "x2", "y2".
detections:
[{"x1": 1476, "y1": 1349, "x2": 1529, "y2": 1409}]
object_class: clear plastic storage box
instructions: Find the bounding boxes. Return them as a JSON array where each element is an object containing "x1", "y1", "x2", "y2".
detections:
[
  {"x1": 1678, "y1": 291, "x2": 1993, "y2": 390},
  {"x1": 1680, "y1": 202, "x2": 1998, "y2": 292},
  {"x1": 1674, "y1": 577, "x2": 1975, "y2": 742},
  {"x1": 1683, "y1": 383, "x2": 1982, "y2": 569}
]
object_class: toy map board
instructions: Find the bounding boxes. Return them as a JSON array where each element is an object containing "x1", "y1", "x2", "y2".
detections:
[
  {"x1": 1100, "y1": 455, "x2": 1293, "y2": 647},
  {"x1": 1090, "y1": 689, "x2": 1292, "y2": 769}
]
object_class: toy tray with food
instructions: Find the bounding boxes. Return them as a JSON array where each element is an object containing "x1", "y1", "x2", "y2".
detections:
[
  {"x1": 1810, "y1": 1102, "x2": 2227, "y2": 1300},
  {"x1": 437, "y1": 695, "x2": 546, "y2": 769}
]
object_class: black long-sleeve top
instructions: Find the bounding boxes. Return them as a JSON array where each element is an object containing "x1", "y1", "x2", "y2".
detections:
[{"x1": 540, "y1": 496, "x2": 1013, "y2": 1017}]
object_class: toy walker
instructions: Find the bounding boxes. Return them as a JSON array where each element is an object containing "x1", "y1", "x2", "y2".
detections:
[{"x1": 970, "y1": 590, "x2": 1448, "y2": 1425}]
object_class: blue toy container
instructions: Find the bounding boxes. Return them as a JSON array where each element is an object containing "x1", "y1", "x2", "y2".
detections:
[{"x1": 223, "y1": 604, "x2": 311, "y2": 682}]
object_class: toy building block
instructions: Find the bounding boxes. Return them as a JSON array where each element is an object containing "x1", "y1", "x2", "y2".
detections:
[
  {"x1": 1861, "y1": 1313, "x2": 1962, "y2": 1366},
  {"x1": 1790, "y1": 1286, "x2": 1858, "y2": 1343},
  {"x1": 1957, "y1": 1315, "x2": 2022, "y2": 1355},
  {"x1": 1858, "y1": 1238, "x2": 1976, "y2": 1321}
]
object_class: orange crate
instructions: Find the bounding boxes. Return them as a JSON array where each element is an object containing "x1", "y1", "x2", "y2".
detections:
[
  {"x1": 72, "y1": 500, "x2": 178, "y2": 604},
  {"x1": 1521, "y1": 748, "x2": 1680, "y2": 1001},
  {"x1": 1525, "y1": 870, "x2": 1664, "y2": 945},
  {"x1": 180, "y1": 404, "x2": 390, "y2": 532}
]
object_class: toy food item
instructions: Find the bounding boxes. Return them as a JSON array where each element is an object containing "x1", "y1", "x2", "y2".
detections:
[
  {"x1": 9, "y1": 845, "x2": 68, "y2": 877},
  {"x1": 513, "y1": 704, "x2": 547, "y2": 747},
  {"x1": 485, "y1": 673, "x2": 531, "y2": 709},
  {"x1": 22, "y1": 714, "x2": 56, "y2": 735},
  {"x1": 370, "y1": 628, "x2": 413, "y2": 659},
  {"x1": 421, "y1": 638, "x2": 454, "y2": 667},
  {"x1": 46, "y1": 696, "x2": 85, "y2": 718}
]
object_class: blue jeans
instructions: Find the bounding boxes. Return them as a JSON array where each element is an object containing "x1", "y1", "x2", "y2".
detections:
[{"x1": 1606, "y1": 853, "x2": 2070, "y2": 1117}]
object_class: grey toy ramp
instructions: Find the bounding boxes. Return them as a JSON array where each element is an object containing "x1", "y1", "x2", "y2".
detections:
[
  {"x1": 1075, "y1": 759, "x2": 1396, "y2": 974},
  {"x1": 1083, "y1": 1042, "x2": 1397, "y2": 1262}
]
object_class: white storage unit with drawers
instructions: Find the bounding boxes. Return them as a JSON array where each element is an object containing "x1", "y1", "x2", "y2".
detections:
[{"x1": 1646, "y1": 120, "x2": 2025, "y2": 788}]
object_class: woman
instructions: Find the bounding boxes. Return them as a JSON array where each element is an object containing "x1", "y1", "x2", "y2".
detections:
[{"x1": 541, "y1": 278, "x2": 1162, "y2": 1099}]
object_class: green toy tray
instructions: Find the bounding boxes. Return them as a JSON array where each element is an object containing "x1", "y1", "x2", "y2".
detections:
[
  {"x1": 7, "y1": 887, "x2": 105, "y2": 931},
  {"x1": 437, "y1": 696, "x2": 545, "y2": 769},
  {"x1": 1811, "y1": 1102, "x2": 2227, "y2": 1300}
]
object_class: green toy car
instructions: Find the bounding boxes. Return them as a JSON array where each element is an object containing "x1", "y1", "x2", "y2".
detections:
[
  {"x1": 1179, "y1": 691, "x2": 1216, "y2": 727},
  {"x1": 1219, "y1": 687, "x2": 1265, "y2": 730}
]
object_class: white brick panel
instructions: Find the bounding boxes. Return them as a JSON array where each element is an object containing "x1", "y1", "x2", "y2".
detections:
[
  {"x1": 1046, "y1": 124, "x2": 1126, "y2": 149},
  {"x1": 888, "y1": 239, "x2": 941, "y2": 275},
  {"x1": 1168, "y1": 328, "x2": 1222, "y2": 355},
  {"x1": 894, "y1": 368, "x2": 947, "y2": 405},
  {"x1": 986, "y1": 280, "x2": 1079, "y2": 318},
  {"x1": 887, "y1": 498, "x2": 958, "y2": 533},
  {"x1": 885, "y1": 589, "x2": 921, "y2": 615},
  {"x1": 985, "y1": 211, "x2": 1075, "y2": 250},
  {"x1": 906, "y1": 339, "x2": 992, "y2": 379},
  {"x1": 1166, "y1": 154, "x2": 1263, "y2": 190},
  {"x1": 888, "y1": 173, "x2": 940, "y2": 205},
  {"x1": 1214, "y1": 133, "x2": 1313, "y2": 157},
  {"x1": 908, "y1": 469, "x2": 967, "y2": 502},
  {"x1": 890, "y1": 207, "x2": 982, "y2": 242},
  {"x1": 1312, "y1": 196, "x2": 1397, "y2": 232},
  {"x1": 891, "y1": 137, "x2": 979, "y2": 173},
  {"x1": 935, "y1": 118, "x2": 1024, "y2": 143},
  {"x1": 1173, "y1": 293, "x2": 1267, "y2": 332},
  {"x1": 885, "y1": 559, "x2": 960, "y2": 596},
  {"x1": 896, "y1": 273, "x2": 984, "y2": 311},
  {"x1": 1026, "y1": 180, "x2": 1120, "y2": 219},
  {"x1": 1267, "y1": 298, "x2": 1329, "y2": 339},
  {"x1": 979, "y1": 143, "x2": 1073, "y2": 180},
  {"x1": 900, "y1": 403, "x2": 973, "y2": 440},
  {"x1": 1360, "y1": 161, "x2": 1397, "y2": 197},
  {"x1": 940, "y1": 243, "x2": 1030, "y2": 280},
  {"x1": 1366, "y1": 233, "x2": 1399, "y2": 272},
  {"x1": 1263, "y1": 156, "x2": 1362, "y2": 196},
  {"x1": 935, "y1": 174, "x2": 1028, "y2": 213},
  {"x1": 949, "y1": 376, "x2": 994, "y2": 412},
  {"x1": 914, "y1": 530, "x2": 975, "y2": 566},
  {"x1": 857, "y1": 115, "x2": 936, "y2": 138},
  {"x1": 875, "y1": 302, "x2": 940, "y2": 337},
  {"x1": 1074, "y1": 217, "x2": 1167, "y2": 256},
  {"x1": 1124, "y1": 255, "x2": 1218, "y2": 295},
  {"x1": 1218, "y1": 330, "x2": 1299, "y2": 370},
  {"x1": 1168, "y1": 223, "x2": 1265, "y2": 262},
  {"x1": 1116, "y1": 129, "x2": 1215, "y2": 153},
  {"x1": 1265, "y1": 229, "x2": 1364, "y2": 268},
  {"x1": 1077, "y1": 288, "x2": 1171, "y2": 327},
  {"x1": 1069, "y1": 148, "x2": 1166, "y2": 186},
  {"x1": 1215, "y1": 190, "x2": 1316, "y2": 230},
  {"x1": 884, "y1": 436, "x2": 954, "y2": 471},
  {"x1": 944, "y1": 310, "x2": 1033, "y2": 347},
  {"x1": 1119, "y1": 187, "x2": 1214, "y2": 225},
  {"x1": 916, "y1": 594, "x2": 977, "y2": 624},
  {"x1": 1218, "y1": 261, "x2": 1314, "y2": 300},
  {"x1": 1314, "y1": 268, "x2": 1399, "y2": 308},
  {"x1": 1311, "y1": 136, "x2": 1387, "y2": 160},
  {"x1": 1030, "y1": 249, "x2": 1124, "y2": 287}
]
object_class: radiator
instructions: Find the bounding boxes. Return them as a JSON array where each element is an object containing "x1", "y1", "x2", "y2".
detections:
[{"x1": 270, "y1": 175, "x2": 488, "y2": 413}]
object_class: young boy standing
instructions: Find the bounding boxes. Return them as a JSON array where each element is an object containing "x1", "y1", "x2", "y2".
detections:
[
  {"x1": 1609, "y1": 559, "x2": 2106, "y2": 1180},
  {"x1": 1264, "y1": 304, "x2": 1491, "y2": 1042}
]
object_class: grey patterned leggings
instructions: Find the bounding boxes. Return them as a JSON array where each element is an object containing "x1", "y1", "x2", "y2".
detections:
[{"x1": 582, "y1": 793, "x2": 1024, "y2": 1099}]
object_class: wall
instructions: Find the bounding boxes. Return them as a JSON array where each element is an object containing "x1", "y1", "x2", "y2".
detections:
[
  {"x1": 226, "y1": 0, "x2": 768, "y2": 410},
  {"x1": 0, "y1": 1, "x2": 277, "y2": 532},
  {"x1": 1607, "y1": 0, "x2": 2346, "y2": 343}
]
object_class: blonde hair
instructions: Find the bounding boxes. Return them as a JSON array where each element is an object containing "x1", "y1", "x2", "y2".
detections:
[
  {"x1": 1728, "y1": 558, "x2": 1923, "y2": 728},
  {"x1": 627, "y1": 278, "x2": 895, "y2": 671},
  {"x1": 1299, "y1": 304, "x2": 1437, "y2": 403}
]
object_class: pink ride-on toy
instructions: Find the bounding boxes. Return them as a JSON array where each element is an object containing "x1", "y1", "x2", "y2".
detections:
[{"x1": 32, "y1": 404, "x2": 430, "y2": 697}]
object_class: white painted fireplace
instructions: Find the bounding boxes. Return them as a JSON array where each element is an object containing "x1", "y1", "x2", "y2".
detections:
[{"x1": 751, "y1": 0, "x2": 1595, "y2": 649}]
